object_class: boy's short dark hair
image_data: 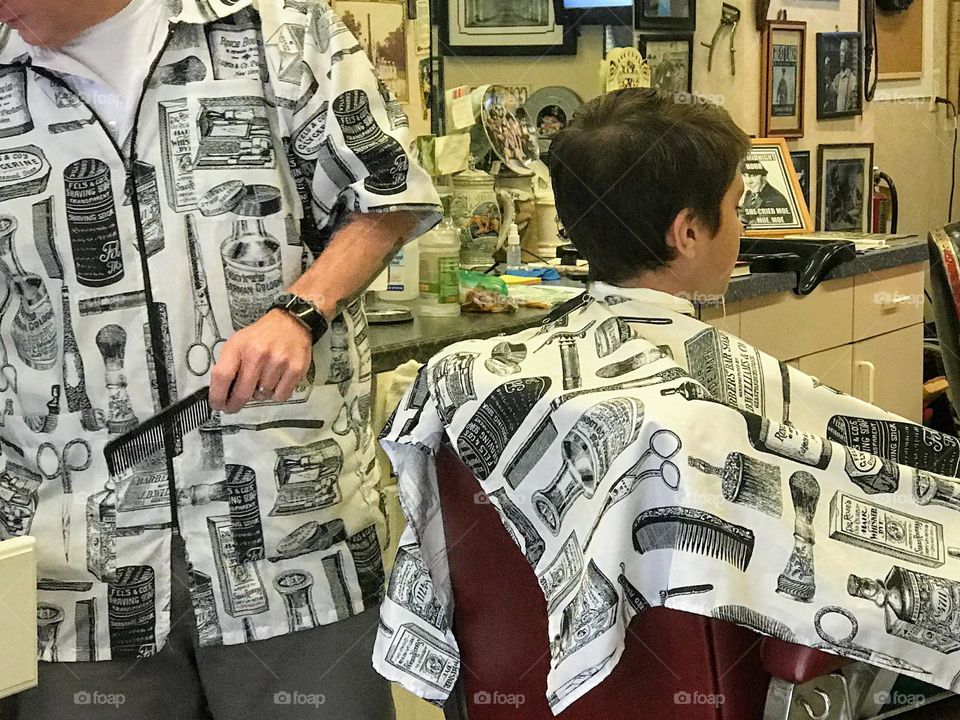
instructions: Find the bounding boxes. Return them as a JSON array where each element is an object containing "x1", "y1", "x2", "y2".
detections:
[{"x1": 548, "y1": 89, "x2": 750, "y2": 283}]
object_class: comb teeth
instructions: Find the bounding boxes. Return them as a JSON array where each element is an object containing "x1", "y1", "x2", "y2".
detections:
[
  {"x1": 104, "y1": 387, "x2": 212, "y2": 478},
  {"x1": 633, "y1": 507, "x2": 755, "y2": 572}
]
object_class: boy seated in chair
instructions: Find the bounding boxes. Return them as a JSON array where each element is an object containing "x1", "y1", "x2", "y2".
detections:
[{"x1": 372, "y1": 89, "x2": 960, "y2": 715}]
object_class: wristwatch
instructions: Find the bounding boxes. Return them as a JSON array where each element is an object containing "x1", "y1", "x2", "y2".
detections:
[{"x1": 270, "y1": 293, "x2": 329, "y2": 344}]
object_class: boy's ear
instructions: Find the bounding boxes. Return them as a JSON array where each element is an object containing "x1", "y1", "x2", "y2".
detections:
[{"x1": 666, "y1": 208, "x2": 700, "y2": 260}]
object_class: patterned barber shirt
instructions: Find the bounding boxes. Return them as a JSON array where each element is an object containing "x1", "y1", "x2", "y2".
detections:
[
  {"x1": 0, "y1": 0, "x2": 441, "y2": 661},
  {"x1": 375, "y1": 284, "x2": 960, "y2": 714}
]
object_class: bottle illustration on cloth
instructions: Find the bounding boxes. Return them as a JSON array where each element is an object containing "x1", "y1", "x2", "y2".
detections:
[
  {"x1": 742, "y1": 413, "x2": 832, "y2": 469},
  {"x1": 108, "y1": 565, "x2": 157, "y2": 657},
  {"x1": 0, "y1": 462, "x2": 43, "y2": 539},
  {"x1": 64, "y1": 159, "x2": 124, "y2": 287},
  {"x1": 208, "y1": 515, "x2": 270, "y2": 642},
  {"x1": 0, "y1": 66, "x2": 33, "y2": 138},
  {"x1": 180, "y1": 464, "x2": 265, "y2": 563},
  {"x1": 275, "y1": 569, "x2": 320, "y2": 633},
  {"x1": 848, "y1": 565, "x2": 960, "y2": 653},
  {"x1": 219, "y1": 185, "x2": 285, "y2": 331},
  {"x1": 827, "y1": 415, "x2": 960, "y2": 478},
  {"x1": 86, "y1": 478, "x2": 117, "y2": 582},
  {"x1": 533, "y1": 396, "x2": 645, "y2": 534},
  {"x1": 37, "y1": 603, "x2": 64, "y2": 661},
  {"x1": 0, "y1": 216, "x2": 57, "y2": 370}
]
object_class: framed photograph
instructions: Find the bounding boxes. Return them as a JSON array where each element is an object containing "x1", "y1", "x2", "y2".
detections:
[
  {"x1": 761, "y1": 20, "x2": 805, "y2": 138},
  {"x1": 636, "y1": 0, "x2": 696, "y2": 31},
  {"x1": 439, "y1": 0, "x2": 578, "y2": 56},
  {"x1": 816, "y1": 143, "x2": 874, "y2": 233},
  {"x1": 333, "y1": 0, "x2": 409, "y2": 101},
  {"x1": 740, "y1": 137, "x2": 813, "y2": 237},
  {"x1": 789, "y1": 150, "x2": 811, "y2": 212},
  {"x1": 816, "y1": 32, "x2": 863, "y2": 119},
  {"x1": 639, "y1": 35, "x2": 693, "y2": 94}
]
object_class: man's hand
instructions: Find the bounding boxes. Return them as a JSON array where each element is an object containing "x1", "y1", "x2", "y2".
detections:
[{"x1": 209, "y1": 309, "x2": 312, "y2": 414}]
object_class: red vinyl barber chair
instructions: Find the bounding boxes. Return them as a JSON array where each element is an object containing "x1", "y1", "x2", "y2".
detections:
[{"x1": 436, "y1": 443, "x2": 847, "y2": 720}]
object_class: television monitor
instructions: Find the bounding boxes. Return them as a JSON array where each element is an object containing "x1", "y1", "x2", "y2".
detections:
[{"x1": 558, "y1": 0, "x2": 633, "y2": 25}]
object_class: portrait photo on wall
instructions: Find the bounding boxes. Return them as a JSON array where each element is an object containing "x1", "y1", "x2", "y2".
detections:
[
  {"x1": 639, "y1": 35, "x2": 693, "y2": 94},
  {"x1": 636, "y1": 0, "x2": 696, "y2": 31},
  {"x1": 333, "y1": 0, "x2": 409, "y2": 101},
  {"x1": 816, "y1": 31, "x2": 863, "y2": 119},
  {"x1": 440, "y1": 0, "x2": 577, "y2": 55},
  {"x1": 761, "y1": 20, "x2": 805, "y2": 137},
  {"x1": 789, "y1": 150, "x2": 812, "y2": 214},
  {"x1": 740, "y1": 138, "x2": 813, "y2": 236},
  {"x1": 817, "y1": 143, "x2": 874, "y2": 233}
]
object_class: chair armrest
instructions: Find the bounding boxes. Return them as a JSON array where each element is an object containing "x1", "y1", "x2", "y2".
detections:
[{"x1": 761, "y1": 637, "x2": 849, "y2": 685}]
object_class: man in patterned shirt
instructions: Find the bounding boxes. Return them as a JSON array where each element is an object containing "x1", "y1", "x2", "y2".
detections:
[{"x1": 0, "y1": 1, "x2": 440, "y2": 718}]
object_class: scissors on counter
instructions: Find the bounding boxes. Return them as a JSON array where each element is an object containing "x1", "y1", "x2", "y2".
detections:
[{"x1": 185, "y1": 214, "x2": 226, "y2": 377}]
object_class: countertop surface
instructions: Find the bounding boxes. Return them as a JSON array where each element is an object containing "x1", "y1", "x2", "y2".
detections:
[{"x1": 369, "y1": 238, "x2": 929, "y2": 373}]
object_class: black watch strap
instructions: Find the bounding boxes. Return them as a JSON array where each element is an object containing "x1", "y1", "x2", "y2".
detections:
[{"x1": 272, "y1": 293, "x2": 328, "y2": 344}]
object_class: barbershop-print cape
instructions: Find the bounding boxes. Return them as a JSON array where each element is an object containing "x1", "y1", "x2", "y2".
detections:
[
  {"x1": 0, "y1": 0, "x2": 440, "y2": 662},
  {"x1": 374, "y1": 283, "x2": 960, "y2": 714}
]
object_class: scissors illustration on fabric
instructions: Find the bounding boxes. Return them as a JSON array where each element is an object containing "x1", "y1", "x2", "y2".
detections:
[
  {"x1": 185, "y1": 214, "x2": 226, "y2": 377},
  {"x1": 37, "y1": 438, "x2": 92, "y2": 562},
  {"x1": 0, "y1": 281, "x2": 18, "y2": 393},
  {"x1": 814, "y1": 606, "x2": 931, "y2": 676},
  {"x1": 584, "y1": 429, "x2": 682, "y2": 549}
]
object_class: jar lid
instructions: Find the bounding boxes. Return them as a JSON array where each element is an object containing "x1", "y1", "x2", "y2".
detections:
[
  {"x1": 199, "y1": 180, "x2": 245, "y2": 217},
  {"x1": 452, "y1": 166, "x2": 494, "y2": 187},
  {"x1": 235, "y1": 184, "x2": 283, "y2": 217}
]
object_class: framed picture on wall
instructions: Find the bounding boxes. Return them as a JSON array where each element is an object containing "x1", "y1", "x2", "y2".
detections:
[
  {"x1": 789, "y1": 150, "x2": 812, "y2": 213},
  {"x1": 760, "y1": 20, "x2": 805, "y2": 138},
  {"x1": 635, "y1": 0, "x2": 696, "y2": 31},
  {"x1": 439, "y1": 0, "x2": 578, "y2": 56},
  {"x1": 816, "y1": 32, "x2": 863, "y2": 119},
  {"x1": 333, "y1": 0, "x2": 410, "y2": 101},
  {"x1": 639, "y1": 35, "x2": 693, "y2": 94},
  {"x1": 817, "y1": 143, "x2": 874, "y2": 232},
  {"x1": 740, "y1": 138, "x2": 813, "y2": 237}
]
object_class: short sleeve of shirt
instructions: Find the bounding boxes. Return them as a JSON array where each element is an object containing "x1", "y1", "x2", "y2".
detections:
[{"x1": 265, "y1": 0, "x2": 441, "y2": 240}]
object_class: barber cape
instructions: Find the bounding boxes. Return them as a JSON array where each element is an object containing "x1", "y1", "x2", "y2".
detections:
[{"x1": 374, "y1": 283, "x2": 960, "y2": 714}]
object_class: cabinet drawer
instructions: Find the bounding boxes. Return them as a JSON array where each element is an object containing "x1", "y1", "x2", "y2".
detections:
[
  {"x1": 700, "y1": 302, "x2": 741, "y2": 336},
  {"x1": 790, "y1": 345, "x2": 854, "y2": 395},
  {"x1": 853, "y1": 263, "x2": 925, "y2": 341},
  {"x1": 851, "y1": 324, "x2": 924, "y2": 423},
  {"x1": 738, "y1": 278, "x2": 854, "y2": 360}
]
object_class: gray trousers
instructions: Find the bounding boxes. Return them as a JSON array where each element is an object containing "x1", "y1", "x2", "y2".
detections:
[{"x1": 3, "y1": 534, "x2": 395, "y2": 720}]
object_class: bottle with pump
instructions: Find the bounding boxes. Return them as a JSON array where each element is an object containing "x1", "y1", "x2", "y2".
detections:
[
  {"x1": 505, "y1": 222, "x2": 522, "y2": 270},
  {"x1": 419, "y1": 197, "x2": 461, "y2": 317}
]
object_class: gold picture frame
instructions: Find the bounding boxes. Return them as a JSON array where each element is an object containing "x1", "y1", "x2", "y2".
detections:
[{"x1": 741, "y1": 137, "x2": 814, "y2": 237}]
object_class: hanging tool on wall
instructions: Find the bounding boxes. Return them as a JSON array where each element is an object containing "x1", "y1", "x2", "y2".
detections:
[{"x1": 701, "y1": 4, "x2": 741, "y2": 75}]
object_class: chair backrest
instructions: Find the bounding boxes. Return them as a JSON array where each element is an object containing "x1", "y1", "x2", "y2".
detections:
[
  {"x1": 928, "y1": 225, "x2": 960, "y2": 412},
  {"x1": 435, "y1": 443, "x2": 772, "y2": 720}
]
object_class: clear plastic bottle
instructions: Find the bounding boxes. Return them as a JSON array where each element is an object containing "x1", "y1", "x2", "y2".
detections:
[
  {"x1": 379, "y1": 237, "x2": 420, "y2": 302},
  {"x1": 419, "y1": 199, "x2": 461, "y2": 317},
  {"x1": 505, "y1": 222, "x2": 522, "y2": 270}
]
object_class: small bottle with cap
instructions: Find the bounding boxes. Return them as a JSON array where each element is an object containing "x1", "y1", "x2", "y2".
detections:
[
  {"x1": 505, "y1": 222, "x2": 522, "y2": 270},
  {"x1": 219, "y1": 184, "x2": 285, "y2": 331}
]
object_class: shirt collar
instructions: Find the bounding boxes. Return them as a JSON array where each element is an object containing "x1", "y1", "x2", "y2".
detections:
[
  {"x1": 0, "y1": 0, "x2": 253, "y2": 65},
  {"x1": 587, "y1": 281, "x2": 698, "y2": 316}
]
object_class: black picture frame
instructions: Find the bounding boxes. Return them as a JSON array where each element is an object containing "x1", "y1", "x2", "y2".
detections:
[
  {"x1": 438, "y1": 0, "x2": 579, "y2": 57},
  {"x1": 638, "y1": 34, "x2": 693, "y2": 94},
  {"x1": 816, "y1": 143, "x2": 874, "y2": 232},
  {"x1": 816, "y1": 32, "x2": 863, "y2": 119},
  {"x1": 635, "y1": 0, "x2": 696, "y2": 32},
  {"x1": 789, "y1": 150, "x2": 811, "y2": 211}
]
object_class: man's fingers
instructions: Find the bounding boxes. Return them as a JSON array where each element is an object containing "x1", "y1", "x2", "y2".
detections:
[
  {"x1": 272, "y1": 361, "x2": 307, "y2": 402},
  {"x1": 224, "y1": 353, "x2": 265, "y2": 414},
  {"x1": 256, "y1": 361, "x2": 287, "y2": 400},
  {"x1": 209, "y1": 345, "x2": 241, "y2": 411}
]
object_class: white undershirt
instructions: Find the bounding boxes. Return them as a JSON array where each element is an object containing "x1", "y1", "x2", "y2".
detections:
[{"x1": 30, "y1": 0, "x2": 168, "y2": 144}]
